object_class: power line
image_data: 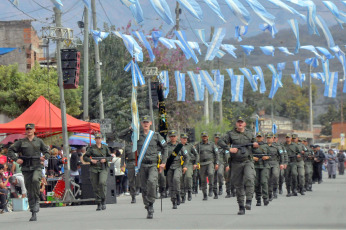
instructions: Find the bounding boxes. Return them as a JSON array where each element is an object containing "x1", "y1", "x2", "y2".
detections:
[{"x1": 98, "y1": 0, "x2": 113, "y2": 26}]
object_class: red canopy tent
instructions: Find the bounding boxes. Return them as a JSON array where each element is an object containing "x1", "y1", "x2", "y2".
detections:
[{"x1": 0, "y1": 96, "x2": 100, "y2": 135}]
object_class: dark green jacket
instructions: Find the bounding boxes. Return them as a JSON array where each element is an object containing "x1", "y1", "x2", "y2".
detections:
[
  {"x1": 83, "y1": 144, "x2": 111, "y2": 172},
  {"x1": 253, "y1": 142, "x2": 270, "y2": 168},
  {"x1": 195, "y1": 141, "x2": 219, "y2": 166},
  {"x1": 183, "y1": 143, "x2": 198, "y2": 165},
  {"x1": 8, "y1": 137, "x2": 50, "y2": 171},
  {"x1": 123, "y1": 144, "x2": 136, "y2": 168},
  {"x1": 283, "y1": 142, "x2": 300, "y2": 163},
  {"x1": 167, "y1": 142, "x2": 189, "y2": 169},
  {"x1": 265, "y1": 143, "x2": 284, "y2": 166}
]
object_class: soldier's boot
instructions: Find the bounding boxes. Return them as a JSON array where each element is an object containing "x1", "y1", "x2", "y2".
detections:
[
  {"x1": 29, "y1": 212, "x2": 37, "y2": 221},
  {"x1": 256, "y1": 199, "x2": 261, "y2": 206},
  {"x1": 245, "y1": 200, "x2": 252, "y2": 210},
  {"x1": 279, "y1": 185, "x2": 283, "y2": 195},
  {"x1": 136, "y1": 187, "x2": 140, "y2": 195},
  {"x1": 192, "y1": 186, "x2": 197, "y2": 194},
  {"x1": 147, "y1": 203, "x2": 154, "y2": 219},
  {"x1": 309, "y1": 184, "x2": 313, "y2": 192},
  {"x1": 273, "y1": 189, "x2": 278, "y2": 199},
  {"x1": 188, "y1": 191, "x2": 192, "y2": 201},
  {"x1": 218, "y1": 186, "x2": 223, "y2": 195},
  {"x1": 333, "y1": 175, "x2": 336, "y2": 179},
  {"x1": 131, "y1": 195, "x2": 136, "y2": 204},
  {"x1": 300, "y1": 188, "x2": 305, "y2": 195},
  {"x1": 176, "y1": 194, "x2": 181, "y2": 205},
  {"x1": 263, "y1": 199, "x2": 269, "y2": 206},
  {"x1": 96, "y1": 203, "x2": 102, "y2": 211},
  {"x1": 286, "y1": 188, "x2": 292, "y2": 197},
  {"x1": 268, "y1": 193, "x2": 273, "y2": 201},
  {"x1": 237, "y1": 205, "x2": 245, "y2": 215},
  {"x1": 328, "y1": 175, "x2": 331, "y2": 179},
  {"x1": 172, "y1": 201, "x2": 177, "y2": 209},
  {"x1": 181, "y1": 194, "x2": 186, "y2": 204},
  {"x1": 225, "y1": 191, "x2": 231, "y2": 198},
  {"x1": 231, "y1": 189, "x2": 236, "y2": 197},
  {"x1": 208, "y1": 187, "x2": 213, "y2": 197},
  {"x1": 213, "y1": 190, "x2": 218, "y2": 199},
  {"x1": 203, "y1": 191, "x2": 208, "y2": 201},
  {"x1": 292, "y1": 188, "x2": 298, "y2": 196},
  {"x1": 101, "y1": 199, "x2": 106, "y2": 210}
]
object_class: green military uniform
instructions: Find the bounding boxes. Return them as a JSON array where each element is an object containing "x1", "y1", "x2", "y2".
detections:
[
  {"x1": 283, "y1": 134, "x2": 301, "y2": 196},
  {"x1": 218, "y1": 118, "x2": 256, "y2": 214},
  {"x1": 253, "y1": 133, "x2": 270, "y2": 206},
  {"x1": 7, "y1": 124, "x2": 50, "y2": 221},
  {"x1": 166, "y1": 130, "x2": 189, "y2": 209},
  {"x1": 213, "y1": 132, "x2": 229, "y2": 196},
  {"x1": 274, "y1": 136, "x2": 288, "y2": 194},
  {"x1": 301, "y1": 138, "x2": 314, "y2": 192},
  {"x1": 180, "y1": 133, "x2": 198, "y2": 202},
  {"x1": 292, "y1": 134, "x2": 306, "y2": 195},
  {"x1": 265, "y1": 134, "x2": 284, "y2": 200},
  {"x1": 195, "y1": 131, "x2": 219, "y2": 200},
  {"x1": 83, "y1": 134, "x2": 112, "y2": 207}
]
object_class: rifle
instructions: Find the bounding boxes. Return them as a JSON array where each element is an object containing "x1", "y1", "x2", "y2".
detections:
[
  {"x1": 231, "y1": 143, "x2": 254, "y2": 154},
  {"x1": 90, "y1": 156, "x2": 114, "y2": 169}
]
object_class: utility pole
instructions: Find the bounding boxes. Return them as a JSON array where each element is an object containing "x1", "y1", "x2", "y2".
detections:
[
  {"x1": 218, "y1": 59, "x2": 223, "y2": 124},
  {"x1": 209, "y1": 27, "x2": 215, "y2": 123},
  {"x1": 148, "y1": 76, "x2": 155, "y2": 131},
  {"x1": 308, "y1": 64, "x2": 314, "y2": 138},
  {"x1": 53, "y1": 7, "x2": 74, "y2": 202},
  {"x1": 91, "y1": 0, "x2": 105, "y2": 119},
  {"x1": 175, "y1": 2, "x2": 180, "y2": 31},
  {"x1": 83, "y1": 6, "x2": 89, "y2": 121}
]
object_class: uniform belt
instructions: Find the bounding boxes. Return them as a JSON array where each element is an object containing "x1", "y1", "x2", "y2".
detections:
[
  {"x1": 201, "y1": 159, "x2": 212, "y2": 163},
  {"x1": 232, "y1": 158, "x2": 249, "y2": 163},
  {"x1": 142, "y1": 160, "x2": 156, "y2": 164}
]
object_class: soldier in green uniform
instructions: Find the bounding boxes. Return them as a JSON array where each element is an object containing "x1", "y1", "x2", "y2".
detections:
[
  {"x1": 265, "y1": 132, "x2": 285, "y2": 201},
  {"x1": 7, "y1": 123, "x2": 50, "y2": 221},
  {"x1": 301, "y1": 138, "x2": 314, "y2": 192},
  {"x1": 274, "y1": 135, "x2": 288, "y2": 195},
  {"x1": 166, "y1": 130, "x2": 189, "y2": 209},
  {"x1": 292, "y1": 134, "x2": 306, "y2": 195},
  {"x1": 283, "y1": 133, "x2": 301, "y2": 197},
  {"x1": 195, "y1": 131, "x2": 219, "y2": 201},
  {"x1": 180, "y1": 133, "x2": 198, "y2": 202},
  {"x1": 83, "y1": 133, "x2": 112, "y2": 211},
  {"x1": 213, "y1": 132, "x2": 229, "y2": 196},
  {"x1": 218, "y1": 117, "x2": 257, "y2": 215},
  {"x1": 253, "y1": 132, "x2": 270, "y2": 207}
]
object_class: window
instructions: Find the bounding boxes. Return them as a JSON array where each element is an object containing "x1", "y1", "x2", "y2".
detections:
[{"x1": 27, "y1": 64, "x2": 31, "y2": 69}]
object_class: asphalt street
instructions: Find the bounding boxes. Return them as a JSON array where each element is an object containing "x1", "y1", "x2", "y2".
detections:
[{"x1": 1, "y1": 173, "x2": 345, "y2": 230}]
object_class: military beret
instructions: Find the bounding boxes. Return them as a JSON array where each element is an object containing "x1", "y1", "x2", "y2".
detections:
[
  {"x1": 201, "y1": 131, "x2": 208, "y2": 137},
  {"x1": 266, "y1": 132, "x2": 274, "y2": 138},
  {"x1": 141, "y1": 115, "x2": 151, "y2": 122},
  {"x1": 214, "y1": 132, "x2": 221, "y2": 138},
  {"x1": 95, "y1": 133, "x2": 102, "y2": 139},
  {"x1": 180, "y1": 133, "x2": 188, "y2": 138},
  {"x1": 256, "y1": 132, "x2": 263, "y2": 137},
  {"x1": 292, "y1": 134, "x2": 298, "y2": 139},
  {"x1": 237, "y1": 116, "x2": 245, "y2": 122},
  {"x1": 25, "y1": 123, "x2": 35, "y2": 129},
  {"x1": 286, "y1": 133, "x2": 292, "y2": 138},
  {"x1": 168, "y1": 130, "x2": 177, "y2": 137}
]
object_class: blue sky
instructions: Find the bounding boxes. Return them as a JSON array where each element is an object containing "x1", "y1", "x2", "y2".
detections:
[{"x1": 0, "y1": 0, "x2": 344, "y2": 43}]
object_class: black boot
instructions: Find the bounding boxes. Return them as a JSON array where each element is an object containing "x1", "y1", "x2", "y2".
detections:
[
  {"x1": 203, "y1": 192, "x2": 208, "y2": 201},
  {"x1": 181, "y1": 195, "x2": 186, "y2": 204},
  {"x1": 300, "y1": 188, "x2": 305, "y2": 195},
  {"x1": 263, "y1": 199, "x2": 269, "y2": 206},
  {"x1": 29, "y1": 212, "x2": 37, "y2": 221},
  {"x1": 96, "y1": 203, "x2": 102, "y2": 211},
  {"x1": 208, "y1": 187, "x2": 213, "y2": 197},
  {"x1": 225, "y1": 191, "x2": 231, "y2": 198},
  {"x1": 292, "y1": 188, "x2": 298, "y2": 196},
  {"x1": 238, "y1": 205, "x2": 245, "y2": 215},
  {"x1": 101, "y1": 199, "x2": 106, "y2": 210},
  {"x1": 176, "y1": 194, "x2": 181, "y2": 205},
  {"x1": 328, "y1": 175, "x2": 331, "y2": 179},
  {"x1": 286, "y1": 188, "x2": 292, "y2": 197},
  {"x1": 273, "y1": 189, "x2": 278, "y2": 199},
  {"x1": 269, "y1": 193, "x2": 273, "y2": 201},
  {"x1": 333, "y1": 175, "x2": 336, "y2": 179},
  {"x1": 218, "y1": 186, "x2": 223, "y2": 195},
  {"x1": 192, "y1": 187, "x2": 197, "y2": 194},
  {"x1": 147, "y1": 203, "x2": 154, "y2": 219},
  {"x1": 172, "y1": 201, "x2": 177, "y2": 209},
  {"x1": 131, "y1": 196, "x2": 136, "y2": 204},
  {"x1": 245, "y1": 200, "x2": 252, "y2": 210},
  {"x1": 279, "y1": 185, "x2": 283, "y2": 195},
  {"x1": 136, "y1": 187, "x2": 140, "y2": 195},
  {"x1": 256, "y1": 200, "x2": 261, "y2": 206},
  {"x1": 231, "y1": 189, "x2": 236, "y2": 197},
  {"x1": 188, "y1": 191, "x2": 192, "y2": 201},
  {"x1": 213, "y1": 190, "x2": 218, "y2": 199}
]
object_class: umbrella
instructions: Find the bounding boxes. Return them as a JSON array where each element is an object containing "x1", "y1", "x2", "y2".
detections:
[
  {"x1": 69, "y1": 133, "x2": 107, "y2": 145},
  {"x1": 0, "y1": 134, "x2": 25, "y2": 144},
  {"x1": 68, "y1": 139, "x2": 87, "y2": 146}
]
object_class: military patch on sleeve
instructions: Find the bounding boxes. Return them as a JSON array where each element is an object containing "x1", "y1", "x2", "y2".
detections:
[
  {"x1": 161, "y1": 139, "x2": 166, "y2": 145},
  {"x1": 279, "y1": 150, "x2": 283, "y2": 154},
  {"x1": 225, "y1": 150, "x2": 229, "y2": 154},
  {"x1": 215, "y1": 147, "x2": 218, "y2": 152},
  {"x1": 184, "y1": 150, "x2": 188, "y2": 155}
]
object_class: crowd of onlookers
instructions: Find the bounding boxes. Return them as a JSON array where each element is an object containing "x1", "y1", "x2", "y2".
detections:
[{"x1": 0, "y1": 141, "x2": 131, "y2": 214}]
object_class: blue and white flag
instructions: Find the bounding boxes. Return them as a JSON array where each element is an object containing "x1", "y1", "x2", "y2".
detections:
[
  {"x1": 221, "y1": 44, "x2": 237, "y2": 58},
  {"x1": 131, "y1": 86, "x2": 140, "y2": 152},
  {"x1": 188, "y1": 71, "x2": 203, "y2": 101},
  {"x1": 175, "y1": 31, "x2": 199, "y2": 63},
  {"x1": 159, "y1": 37, "x2": 176, "y2": 49},
  {"x1": 149, "y1": 0, "x2": 174, "y2": 25},
  {"x1": 323, "y1": 1, "x2": 346, "y2": 28},
  {"x1": 82, "y1": 0, "x2": 91, "y2": 10},
  {"x1": 194, "y1": 29, "x2": 207, "y2": 45},
  {"x1": 268, "y1": 64, "x2": 282, "y2": 99},
  {"x1": 253, "y1": 66, "x2": 266, "y2": 93},
  {"x1": 278, "y1": 47, "x2": 294, "y2": 56},
  {"x1": 51, "y1": 0, "x2": 63, "y2": 10},
  {"x1": 157, "y1": 71, "x2": 169, "y2": 98},
  {"x1": 132, "y1": 31, "x2": 155, "y2": 62},
  {"x1": 241, "y1": 45, "x2": 254, "y2": 56},
  {"x1": 292, "y1": 61, "x2": 303, "y2": 87},
  {"x1": 288, "y1": 0, "x2": 319, "y2": 35},
  {"x1": 173, "y1": 40, "x2": 191, "y2": 59},
  {"x1": 311, "y1": 72, "x2": 325, "y2": 83},
  {"x1": 235, "y1": 26, "x2": 248, "y2": 42},
  {"x1": 175, "y1": 71, "x2": 186, "y2": 101},
  {"x1": 205, "y1": 27, "x2": 226, "y2": 61},
  {"x1": 216, "y1": 50, "x2": 226, "y2": 58},
  {"x1": 204, "y1": 0, "x2": 226, "y2": 22},
  {"x1": 118, "y1": 33, "x2": 143, "y2": 62},
  {"x1": 255, "y1": 116, "x2": 259, "y2": 134},
  {"x1": 259, "y1": 23, "x2": 278, "y2": 38},
  {"x1": 10, "y1": 0, "x2": 19, "y2": 7},
  {"x1": 226, "y1": 68, "x2": 234, "y2": 79},
  {"x1": 300, "y1": 45, "x2": 322, "y2": 60},
  {"x1": 315, "y1": 15, "x2": 336, "y2": 48},
  {"x1": 343, "y1": 1, "x2": 346, "y2": 6},
  {"x1": 287, "y1": 19, "x2": 300, "y2": 53},
  {"x1": 324, "y1": 72, "x2": 338, "y2": 98},
  {"x1": 266, "y1": 0, "x2": 306, "y2": 20},
  {"x1": 188, "y1": 42, "x2": 202, "y2": 55},
  {"x1": 124, "y1": 59, "x2": 145, "y2": 88},
  {"x1": 178, "y1": 0, "x2": 203, "y2": 21},
  {"x1": 200, "y1": 70, "x2": 216, "y2": 94},
  {"x1": 91, "y1": 30, "x2": 109, "y2": 45},
  {"x1": 197, "y1": 74, "x2": 205, "y2": 100},
  {"x1": 316, "y1": 47, "x2": 334, "y2": 60},
  {"x1": 245, "y1": 0, "x2": 275, "y2": 26},
  {"x1": 231, "y1": 75, "x2": 244, "y2": 102},
  {"x1": 240, "y1": 68, "x2": 258, "y2": 92},
  {"x1": 260, "y1": 46, "x2": 275, "y2": 56},
  {"x1": 322, "y1": 59, "x2": 331, "y2": 86},
  {"x1": 305, "y1": 57, "x2": 319, "y2": 68},
  {"x1": 212, "y1": 70, "x2": 224, "y2": 102},
  {"x1": 330, "y1": 46, "x2": 346, "y2": 80},
  {"x1": 120, "y1": 0, "x2": 144, "y2": 24},
  {"x1": 152, "y1": 31, "x2": 162, "y2": 48},
  {"x1": 272, "y1": 123, "x2": 277, "y2": 134},
  {"x1": 224, "y1": 0, "x2": 251, "y2": 25}
]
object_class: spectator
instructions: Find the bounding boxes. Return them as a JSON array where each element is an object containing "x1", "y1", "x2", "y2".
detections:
[
  {"x1": 47, "y1": 148, "x2": 62, "y2": 177},
  {"x1": 0, "y1": 164, "x2": 9, "y2": 213},
  {"x1": 326, "y1": 149, "x2": 338, "y2": 179},
  {"x1": 337, "y1": 150, "x2": 345, "y2": 175},
  {"x1": 2, "y1": 163, "x2": 12, "y2": 187},
  {"x1": 312, "y1": 145, "x2": 326, "y2": 184},
  {"x1": 0, "y1": 146, "x2": 7, "y2": 165},
  {"x1": 80, "y1": 147, "x2": 89, "y2": 165},
  {"x1": 70, "y1": 147, "x2": 80, "y2": 183},
  {"x1": 11, "y1": 161, "x2": 22, "y2": 175},
  {"x1": 9, "y1": 174, "x2": 27, "y2": 198},
  {"x1": 112, "y1": 149, "x2": 125, "y2": 196}
]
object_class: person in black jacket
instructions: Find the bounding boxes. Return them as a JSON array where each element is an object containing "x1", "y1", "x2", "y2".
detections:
[
  {"x1": 47, "y1": 148, "x2": 62, "y2": 177},
  {"x1": 312, "y1": 145, "x2": 325, "y2": 184}
]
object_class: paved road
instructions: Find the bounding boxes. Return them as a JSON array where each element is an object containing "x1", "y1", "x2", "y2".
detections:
[{"x1": 1, "y1": 173, "x2": 346, "y2": 229}]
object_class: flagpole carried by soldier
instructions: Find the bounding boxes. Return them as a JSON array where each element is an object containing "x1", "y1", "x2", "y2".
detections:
[{"x1": 7, "y1": 123, "x2": 50, "y2": 222}]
